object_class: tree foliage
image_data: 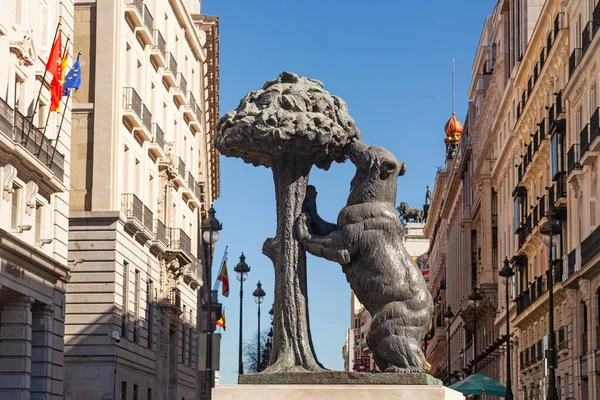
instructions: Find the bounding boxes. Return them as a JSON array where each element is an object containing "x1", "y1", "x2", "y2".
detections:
[{"x1": 242, "y1": 329, "x2": 270, "y2": 374}]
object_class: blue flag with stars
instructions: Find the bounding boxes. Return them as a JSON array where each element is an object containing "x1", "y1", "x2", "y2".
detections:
[{"x1": 62, "y1": 58, "x2": 82, "y2": 96}]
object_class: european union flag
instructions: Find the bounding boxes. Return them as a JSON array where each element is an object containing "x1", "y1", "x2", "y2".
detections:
[{"x1": 62, "y1": 58, "x2": 82, "y2": 96}]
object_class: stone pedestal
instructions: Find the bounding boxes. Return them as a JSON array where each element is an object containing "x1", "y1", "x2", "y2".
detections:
[{"x1": 214, "y1": 385, "x2": 465, "y2": 400}]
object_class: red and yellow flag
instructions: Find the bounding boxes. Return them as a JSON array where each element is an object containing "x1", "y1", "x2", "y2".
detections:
[
  {"x1": 45, "y1": 32, "x2": 61, "y2": 76},
  {"x1": 51, "y1": 49, "x2": 69, "y2": 112},
  {"x1": 218, "y1": 261, "x2": 229, "y2": 297},
  {"x1": 216, "y1": 310, "x2": 226, "y2": 331}
]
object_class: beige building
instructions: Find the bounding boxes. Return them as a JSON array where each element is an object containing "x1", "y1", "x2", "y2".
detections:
[
  {"x1": 343, "y1": 222, "x2": 429, "y2": 372},
  {"x1": 425, "y1": 0, "x2": 600, "y2": 399},
  {"x1": 0, "y1": 1, "x2": 73, "y2": 398},
  {"x1": 64, "y1": 1, "x2": 219, "y2": 399}
]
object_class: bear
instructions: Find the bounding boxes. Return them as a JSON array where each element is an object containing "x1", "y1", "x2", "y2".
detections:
[{"x1": 296, "y1": 140, "x2": 433, "y2": 372}]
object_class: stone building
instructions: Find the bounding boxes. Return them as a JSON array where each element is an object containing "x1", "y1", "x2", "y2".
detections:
[
  {"x1": 343, "y1": 222, "x2": 429, "y2": 372},
  {"x1": 425, "y1": 0, "x2": 600, "y2": 399},
  {"x1": 64, "y1": 1, "x2": 219, "y2": 399},
  {"x1": 0, "y1": 1, "x2": 73, "y2": 398}
]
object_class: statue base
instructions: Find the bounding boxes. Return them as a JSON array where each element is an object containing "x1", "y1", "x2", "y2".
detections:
[
  {"x1": 214, "y1": 384, "x2": 464, "y2": 400},
  {"x1": 238, "y1": 371, "x2": 441, "y2": 385}
]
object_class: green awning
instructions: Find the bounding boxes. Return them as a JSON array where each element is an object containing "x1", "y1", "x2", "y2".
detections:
[{"x1": 449, "y1": 373, "x2": 507, "y2": 397}]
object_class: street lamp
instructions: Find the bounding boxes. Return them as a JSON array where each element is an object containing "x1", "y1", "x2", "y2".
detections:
[
  {"x1": 234, "y1": 253, "x2": 250, "y2": 375},
  {"x1": 499, "y1": 257, "x2": 515, "y2": 400},
  {"x1": 201, "y1": 206, "x2": 222, "y2": 397},
  {"x1": 540, "y1": 207, "x2": 561, "y2": 400},
  {"x1": 468, "y1": 288, "x2": 483, "y2": 375},
  {"x1": 444, "y1": 305, "x2": 454, "y2": 384},
  {"x1": 252, "y1": 281, "x2": 266, "y2": 372}
]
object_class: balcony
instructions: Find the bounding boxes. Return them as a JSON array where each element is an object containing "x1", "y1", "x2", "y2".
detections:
[
  {"x1": 186, "y1": 93, "x2": 201, "y2": 130},
  {"x1": 150, "y1": 30, "x2": 167, "y2": 67},
  {"x1": 163, "y1": 53, "x2": 178, "y2": 88},
  {"x1": 123, "y1": 87, "x2": 143, "y2": 129},
  {"x1": 182, "y1": 171, "x2": 195, "y2": 200},
  {"x1": 570, "y1": 48, "x2": 583, "y2": 78},
  {"x1": 583, "y1": 21, "x2": 593, "y2": 56},
  {"x1": 148, "y1": 123, "x2": 166, "y2": 160},
  {"x1": 183, "y1": 258, "x2": 202, "y2": 289},
  {"x1": 581, "y1": 224, "x2": 600, "y2": 269},
  {"x1": 590, "y1": 107, "x2": 600, "y2": 153},
  {"x1": 121, "y1": 193, "x2": 144, "y2": 235},
  {"x1": 172, "y1": 156, "x2": 186, "y2": 186},
  {"x1": 168, "y1": 228, "x2": 194, "y2": 265},
  {"x1": 0, "y1": 98, "x2": 65, "y2": 190},
  {"x1": 567, "y1": 144, "x2": 582, "y2": 176},
  {"x1": 174, "y1": 73, "x2": 188, "y2": 106},
  {"x1": 136, "y1": 4, "x2": 154, "y2": 45},
  {"x1": 151, "y1": 218, "x2": 168, "y2": 254},
  {"x1": 548, "y1": 92, "x2": 565, "y2": 135},
  {"x1": 553, "y1": 172, "x2": 567, "y2": 205},
  {"x1": 125, "y1": 0, "x2": 144, "y2": 28}
]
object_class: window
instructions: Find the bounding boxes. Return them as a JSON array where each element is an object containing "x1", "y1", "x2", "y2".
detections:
[
  {"x1": 11, "y1": 185, "x2": 21, "y2": 230},
  {"x1": 121, "y1": 382, "x2": 127, "y2": 400},
  {"x1": 133, "y1": 384, "x2": 138, "y2": 400},
  {"x1": 551, "y1": 133, "x2": 565, "y2": 179},
  {"x1": 146, "y1": 279, "x2": 154, "y2": 350},
  {"x1": 39, "y1": 2, "x2": 51, "y2": 51},
  {"x1": 14, "y1": 0, "x2": 24, "y2": 25},
  {"x1": 122, "y1": 262, "x2": 129, "y2": 339},
  {"x1": 147, "y1": 388, "x2": 152, "y2": 400},
  {"x1": 134, "y1": 270, "x2": 140, "y2": 343},
  {"x1": 181, "y1": 305, "x2": 186, "y2": 364}
]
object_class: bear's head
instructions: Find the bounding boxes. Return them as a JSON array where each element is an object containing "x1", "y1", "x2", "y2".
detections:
[{"x1": 346, "y1": 140, "x2": 406, "y2": 206}]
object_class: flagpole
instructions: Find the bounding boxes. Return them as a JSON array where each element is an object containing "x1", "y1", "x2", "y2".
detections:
[
  {"x1": 213, "y1": 246, "x2": 228, "y2": 290},
  {"x1": 49, "y1": 50, "x2": 79, "y2": 166},
  {"x1": 26, "y1": 19, "x2": 61, "y2": 144},
  {"x1": 40, "y1": 35, "x2": 70, "y2": 150}
]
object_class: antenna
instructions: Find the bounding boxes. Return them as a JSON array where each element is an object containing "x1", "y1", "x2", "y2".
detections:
[{"x1": 452, "y1": 59, "x2": 456, "y2": 115}]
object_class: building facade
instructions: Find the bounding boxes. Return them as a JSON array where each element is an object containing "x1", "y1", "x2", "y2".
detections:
[
  {"x1": 0, "y1": 1, "x2": 73, "y2": 398},
  {"x1": 64, "y1": 1, "x2": 219, "y2": 399},
  {"x1": 425, "y1": 1, "x2": 600, "y2": 399},
  {"x1": 343, "y1": 222, "x2": 429, "y2": 372}
]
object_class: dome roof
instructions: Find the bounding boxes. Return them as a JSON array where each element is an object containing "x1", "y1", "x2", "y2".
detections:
[{"x1": 444, "y1": 113, "x2": 463, "y2": 136}]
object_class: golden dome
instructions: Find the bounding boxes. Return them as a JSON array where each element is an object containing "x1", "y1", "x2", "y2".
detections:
[{"x1": 444, "y1": 113, "x2": 463, "y2": 136}]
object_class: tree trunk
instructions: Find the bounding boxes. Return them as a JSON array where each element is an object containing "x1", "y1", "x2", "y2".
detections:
[{"x1": 262, "y1": 159, "x2": 323, "y2": 373}]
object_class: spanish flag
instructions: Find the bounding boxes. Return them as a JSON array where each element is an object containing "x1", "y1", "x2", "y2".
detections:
[
  {"x1": 216, "y1": 310, "x2": 226, "y2": 331},
  {"x1": 218, "y1": 261, "x2": 229, "y2": 297}
]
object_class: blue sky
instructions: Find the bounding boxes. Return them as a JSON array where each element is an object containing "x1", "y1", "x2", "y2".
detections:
[{"x1": 201, "y1": 0, "x2": 494, "y2": 384}]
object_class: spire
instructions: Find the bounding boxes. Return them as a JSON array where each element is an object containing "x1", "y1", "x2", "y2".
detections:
[{"x1": 452, "y1": 59, "x2": 456, "y2": 115}]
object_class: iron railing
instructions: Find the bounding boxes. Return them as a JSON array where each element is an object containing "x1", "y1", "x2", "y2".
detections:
[
  {"x1": 143, "y1": 205, "x2": 153, "y2": 232},
  {"x1": 554, "y1": 12, "x2": 565, "y2": 38},
  {"x1": 194, "y1": 181, "x2": 202, "y2": 203},
  {"x1": 582, "y1": 123, "x2": 591, "y2": 156},
  {"x1": 567, "y1": 144, "x2": 582, "y2": 175},
  {"x1": 169, "y1": 228, "x2": 192, "y2": 261},
  {"x1": 581, "y1": 225, "x2": 600, "y2": 268},
  {"x1": 177, "y1": 73, "x2": 188, "y2": 101},
  {"x1": 583, "y1": 21, "x2": 593, "y2": 56},
  {"x1": 165, "y1": 52, "x2": 178, "y2": 77},
  {"x1": 142, "y1": 104, "x2": 152, "y2": 133},
  {"x1": 126, "y1": 0, "x2": 143, "y2": 18},
  {"x1": 142, "y1": 4, "x2": 153, "y2": 33},
  {"x1": 176, "y1": 157, "x2": 185, "y2": 179},
  {"x1": 123, "y1": 87, "x2": 142, "y2": 121},
  {"x1": 153, "y1": 219, "x2": 168, "y2": 248},
  {"x1": 568, "y1": 248, "x2": 576, "y2": 277},
  {"x1": 122, "y1": 193, "x2": 143, "y2": 224},
  {"x1": 590, "y1": 107, "x2": 600, "y2": 145},
  {"x1": 152, "y1": 123, "x2": 164, "y2": 150},
  {"x1": 153, "y1": 30, "x2": 166, "y2": 59},
  {"x1": 570, "y1": 48, "x2": 583, "y2": 78},
  {"x1": 187, "y1": 171, "x2": 195, "y2": 192}
]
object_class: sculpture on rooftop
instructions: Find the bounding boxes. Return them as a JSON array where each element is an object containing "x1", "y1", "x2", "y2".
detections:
[{"x1": 397, "y1": 202, "x2": 424, "y2": 224}]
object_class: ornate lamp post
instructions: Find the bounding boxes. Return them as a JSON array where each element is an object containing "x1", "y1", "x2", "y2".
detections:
[
  {"x1": 499, "y1": 258, "x2": 515, "y2": 400},
  {"x1": 444, "y1": 305, "x2": 454, "y2": 384},
  {"x1": 252, "y1": 281, "x2": 266, "y2": 372},
  {"x1": 468, "y1": 288, "x2": 482, "y2": 374},
  {"x1": 541, "y1": 208, "x2": 561, "y2": 400},
  {"x1": 234, "y1": 253, "x2": 250, "y2": 375},
  {"x1": 201, "y1": 206, "x2": 222, "y2": 397}
]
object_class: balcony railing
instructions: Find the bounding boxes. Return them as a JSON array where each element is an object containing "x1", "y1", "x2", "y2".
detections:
[
  {"x1": 176, "y1": 157, "x2": 185, "y2": 179},
  {"x1": 126, "y1": 0, "x2": 143, "y2": 18},
  {"x1": 568, "y1": 248, "x2": 576, "y2": 277},
  {"x1": 187, "y1": 171, "x2": 195, "y2": 192},
  {"x1": 570, "y1": 48, "x2": 583, "y2": 78},
  {"x1": 554, "y1": 12, "x2": 565, "y2": 38},
  {"x1": 152, "y1": 123, "x2": 164, "y2": 149},
  {"x1": 142, "y1": 4, "x2": 153, "y2": 33},
  {"x1": 582, "y1": 224, "x2": 600, "y2": 268},
  {"x1": 143, "y1": 205, "x2": 153, "y2": 232},
  {"x1": 153, "y1": 29, "x2": 166, "y2": 59},
  {"x1": 142, "y1": 104, "x2": 152, "y2": 133},
  {"x1": 567, "y1": 144, "x2": 582, "y2": 175},
  {"x1": 582, "y1": 123, "x2": 591, "y2": 156},
  {"x1": 122, "y1": 193, "x2": 143, "y2": 225},
  {"x1": 153, "y1": 219, "x2": 168, "y2": 249},
  {"x1": 583, "y1": 21, "x2": 593, "y2": 56},
  {"x1": 3, "y1": 100, "x2": 65, "y2": 182},
  {"x1": 169, "y1": 228, "x2": 193, "y2": 262},
  {"x1": 123, "y1": 87, "x2": 142, "y2": 121},
  {"x1": 194, "y1": 180, "x2": 202, "y2": 203}
]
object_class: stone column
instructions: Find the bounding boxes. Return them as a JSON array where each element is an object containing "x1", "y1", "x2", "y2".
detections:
[
  {"x1": 0, "y1": 295, "x2": 35, "y2": 400},
  {"x1": 30, "y1": 304, "x2": 55, "y2": 400}
]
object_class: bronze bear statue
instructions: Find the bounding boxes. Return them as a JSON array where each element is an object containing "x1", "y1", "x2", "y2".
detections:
[{"x1": 296, "y1": 140, "x2": 433, "y2": 372}]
